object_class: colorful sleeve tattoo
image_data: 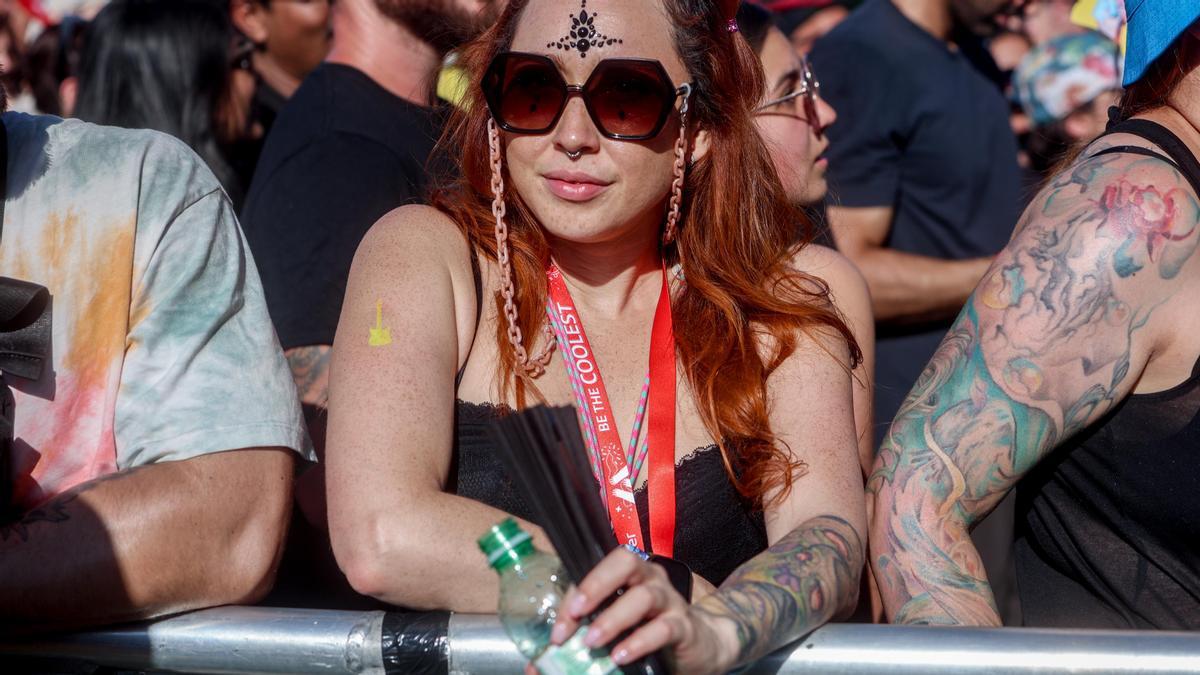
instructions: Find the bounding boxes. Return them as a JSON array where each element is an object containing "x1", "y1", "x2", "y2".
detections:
[
  {"x1": 869, "y1": 146, "x2": 1200, "y2": 625},
  {"x1": 694, "y1": 515, "x2": 863, "y2": 665}
]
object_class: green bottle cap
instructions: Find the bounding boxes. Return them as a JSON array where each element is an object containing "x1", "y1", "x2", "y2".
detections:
[{"x1": 478, "y1": 518, "x2": 535, "y2": 570}]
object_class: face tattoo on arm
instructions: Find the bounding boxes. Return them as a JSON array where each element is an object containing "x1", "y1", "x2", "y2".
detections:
[{"x1": 547, "y1": 0, "x2": 623, "y2": 57}]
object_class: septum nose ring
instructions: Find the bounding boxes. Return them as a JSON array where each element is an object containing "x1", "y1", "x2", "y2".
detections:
[{"x1": 566, "y1": 149, "x2": 583, "y2": 160}]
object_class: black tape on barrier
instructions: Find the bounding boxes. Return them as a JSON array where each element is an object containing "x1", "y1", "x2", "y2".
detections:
[{"x1": 381, "y1": 610, "x2": 450, "y2": 675}]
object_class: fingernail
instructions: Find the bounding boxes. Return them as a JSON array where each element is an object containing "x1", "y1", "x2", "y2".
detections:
[
  {"x1": 584, "y1": 625, "x2": 604, "y2": 647},
  {"x1": 568, "y1": 593, "x2": 588, "y2": 617},
  {"x1": 550, "y1": 622, "x2": 569, "y2": 645},
  {"x1": 613, "y1": 648, "x2": 630, "y2": 664}
]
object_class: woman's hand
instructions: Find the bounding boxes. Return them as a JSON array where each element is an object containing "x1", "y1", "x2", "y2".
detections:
[{"x1": 545, "y1": 549, "x2": 739, "y2": 675}]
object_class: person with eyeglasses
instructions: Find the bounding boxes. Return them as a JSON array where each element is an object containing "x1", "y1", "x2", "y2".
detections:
[
  {"x1": 737, "y1": 2, "x2": 874, "y2": 481},
  {"x1": 325, "y1": 0, "x2": 871, "y2": 670}
]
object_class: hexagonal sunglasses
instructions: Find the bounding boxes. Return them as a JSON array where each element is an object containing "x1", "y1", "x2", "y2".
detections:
[{"x1": 482, "y1": 51, "x2": 693, "y2": 141}]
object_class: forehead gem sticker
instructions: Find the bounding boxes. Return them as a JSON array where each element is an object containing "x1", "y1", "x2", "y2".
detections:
[{"x1": 547, "y1": 0, "x2": 622, "y2": 58}]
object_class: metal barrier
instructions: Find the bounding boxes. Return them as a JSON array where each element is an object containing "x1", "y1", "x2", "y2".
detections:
[{"x1": 4, "y1": 606, "x2": 1200, "y2": 674}]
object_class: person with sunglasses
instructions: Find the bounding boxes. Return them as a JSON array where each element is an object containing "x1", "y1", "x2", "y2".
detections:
[{"x1": 325, "y1": 0, "x2": 871, "y2": 671}]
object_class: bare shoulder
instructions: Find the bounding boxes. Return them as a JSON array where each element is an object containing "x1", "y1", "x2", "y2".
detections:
[
  {"x1": 786, "y1": 244, "x2": 872, "y2": 340},
  {"x1": 753, "y1": 244, "x2": 870, "y2": 373},
  {"x1": 338, "y1": 204, "x2": 480, "y2": 364},
  {"x1": 1015, "y1": 144, "x2": 1200, "y2": 287},
  {"x1": 352, "y1": 204, "x2": 473, "y2": 279},
  {"x1": 968, "y1": 144, "x2": 1200, "y2": 437},
  {"x1": 788, "y1": 244, "x2": 870, "y2": 306}
]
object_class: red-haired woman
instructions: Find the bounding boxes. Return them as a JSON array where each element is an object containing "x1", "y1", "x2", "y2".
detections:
[{"x1": 326, "y1": 0, "x2": 871, "y2": 671}]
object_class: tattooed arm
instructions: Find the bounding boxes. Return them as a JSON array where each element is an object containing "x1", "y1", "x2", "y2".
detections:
[
  {"x1": 691, "y1": 516, "x2": 863, "y2": 665},
  {"x1": 287, "y1": 345, "x2": 332, "y2": 529},
  {"x1": 0, "y1": 448, "x2": 293, "y2": 633},
  {"x1": 870, "y1": 146, "x2": 1200, "y2": 625},
  {"x1": 286, "y1": 345, "x2": 332, "y2": 453}
]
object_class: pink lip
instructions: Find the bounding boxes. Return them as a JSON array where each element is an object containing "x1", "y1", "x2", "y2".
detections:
[{"x1": 543, "y1": 170, "x2": 613, "y2": 203}]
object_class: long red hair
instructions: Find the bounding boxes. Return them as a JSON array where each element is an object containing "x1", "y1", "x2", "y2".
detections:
[{"x1": 432, "y1": 0, "x2": 861, "y2": 508}]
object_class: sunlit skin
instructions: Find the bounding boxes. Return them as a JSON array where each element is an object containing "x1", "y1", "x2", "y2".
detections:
[
  {"x1": 752, "y1": 27, "x2": 837, "y2": 206},
  {"x1": 750, "y1": 25, "x2": 877, "y2": 482},
  {"x1": 989, "y1": 31, "x2": 1030, "y2": 73},
  {"x1": 1020, "y1": 0, "x2": 1080, "y2": 45}
]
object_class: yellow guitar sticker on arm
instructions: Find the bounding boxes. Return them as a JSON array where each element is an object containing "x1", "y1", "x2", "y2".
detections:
[{"x1": 369, "y1": 299, "x2": 392, "y2": 347}]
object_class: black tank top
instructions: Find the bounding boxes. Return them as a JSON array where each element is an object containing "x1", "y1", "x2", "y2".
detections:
[
  {"x1": 450, "y1": 257, "x2": 767, "y2": 586},
  {"x1": 1014, "y1": 118, "x2": 1200, "y2": 629}
]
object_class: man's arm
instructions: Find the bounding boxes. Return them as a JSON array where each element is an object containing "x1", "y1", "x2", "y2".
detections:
[
  {"x1": 286, "y1": 345, "x2": 331, "y2": 529},
  {"x1": 829, "y1": 205, "x2": 993, "y2": 323},
  {"x1": 869, "y1": 150, "x2": 1200, "y2": 624},
  {"x1": 286, "y1": 345, "x2": 332, "y2": 452},
  {"x1": 0, "y1": 447, "x2": 294, "y2": 632}
]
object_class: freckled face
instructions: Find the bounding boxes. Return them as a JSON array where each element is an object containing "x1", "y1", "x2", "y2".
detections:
[{"x1": 502, "y1": 0, "x2": 689, "y2": 246}]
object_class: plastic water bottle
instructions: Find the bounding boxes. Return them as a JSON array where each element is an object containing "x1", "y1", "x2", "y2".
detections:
[{"x1": 479, "y1": 518, "x2": 617, "y2": 675}]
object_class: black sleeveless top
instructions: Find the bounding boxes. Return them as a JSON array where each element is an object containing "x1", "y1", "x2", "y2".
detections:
[
  {"x1": 450, "y1": 258, "x2": 767, "y2": 586},
  {"x1": 1014, "y1": 119, "x2": 1200, "y2": 629}
]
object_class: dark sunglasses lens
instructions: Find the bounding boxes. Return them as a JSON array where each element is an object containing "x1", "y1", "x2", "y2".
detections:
[
  {"x1": 587, "y1": 62, "x2": 672, "y2": 138},
  {"x1": 494, "y1": 57, "x2": 565, "y2": 132}
]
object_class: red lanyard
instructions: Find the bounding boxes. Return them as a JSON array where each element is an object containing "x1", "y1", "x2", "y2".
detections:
[{"x1": 545, "y1": 265, "x2": 677, "y2": 557}]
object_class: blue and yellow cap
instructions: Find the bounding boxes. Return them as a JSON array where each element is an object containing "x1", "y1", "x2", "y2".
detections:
[{"x1": 1123, "y1": 0, "x2": 1200, "y2": 86}]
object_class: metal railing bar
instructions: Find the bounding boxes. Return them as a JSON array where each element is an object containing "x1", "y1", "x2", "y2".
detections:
[{"x1": 3, "y1": 607, "x2": 1200, "y2": 675}]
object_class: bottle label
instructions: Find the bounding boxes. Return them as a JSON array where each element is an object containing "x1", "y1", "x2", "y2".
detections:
[{"x1": 534, "y1": 625, "x2": 618, "y2": 675}]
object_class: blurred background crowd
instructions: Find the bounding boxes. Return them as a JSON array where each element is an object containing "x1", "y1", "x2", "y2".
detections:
[{"x1": 0, "y1": 0, "x2": 1124, "y2": 213}]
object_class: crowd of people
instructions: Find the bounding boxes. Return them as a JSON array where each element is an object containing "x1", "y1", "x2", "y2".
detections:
[{"x1": 0, "y1": 0, "x2": 1197, "y2": 670}]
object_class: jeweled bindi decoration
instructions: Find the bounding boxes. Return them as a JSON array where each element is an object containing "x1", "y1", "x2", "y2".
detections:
[{"x1": 547, "y1": 0, "x2": 622, "y2": 58}]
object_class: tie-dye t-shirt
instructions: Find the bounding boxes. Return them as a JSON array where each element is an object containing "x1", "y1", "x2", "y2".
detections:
[{"x1": 0, "y1": 112, "x2": 314, "y2": 510}]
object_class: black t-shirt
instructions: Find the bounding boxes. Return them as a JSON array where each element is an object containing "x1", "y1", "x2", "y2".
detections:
[
  {"x1": 810, "y1": 0, "x2": 1021, "y2": 441},
  {"x1": 241, "y1": 63, "x2": 446, "y2": 349}
]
